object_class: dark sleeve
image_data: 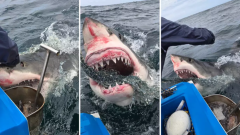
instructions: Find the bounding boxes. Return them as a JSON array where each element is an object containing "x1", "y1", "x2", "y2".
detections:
[
  {"x1": 0, "y1": 27, "x2": 20, "y2": 67},
  {"x1": 161, "y1": 17, "x2": 215, "y2": 50}
]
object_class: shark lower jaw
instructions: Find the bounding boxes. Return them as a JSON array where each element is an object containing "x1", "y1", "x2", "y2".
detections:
[
  {"x1": 89, "y1": 78, "x2": 134, "y2": 106},
  {"x1": 89, "y1": 78, "x2": 133, "y2": 95}
]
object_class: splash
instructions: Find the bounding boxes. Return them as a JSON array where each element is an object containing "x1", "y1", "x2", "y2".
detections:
[
  {"x1": 197, "y1": 75, "x2": 235, "y2": 96},
  {"x1": 215, "y1": 51, "x2": 240, "y2": 68},
  {"x1": 40, "y1": 21, "x2": 79, "y2": 54},
  {"x1": 162, "y1": 75, "x2": 235, "y2": 97},
  {"x1": 53, "y1": 62, "x2": 78, "y2": 97},
  {"x1": 19, "y1": 45, "x2": 40, "y2": 55},
  {"x1": 20, "y1": 20, "x2": 79, "y2": 55},
  {"x1": 20, "y1": 21, "x2": 79, "y2": 98},
  {"x1": 124, "y1": 31, "x2": 147, "y2": 53}
]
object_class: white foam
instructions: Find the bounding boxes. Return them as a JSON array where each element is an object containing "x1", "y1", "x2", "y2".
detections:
[
  {"x1": 124, "y1": 31, "x2": 146, "y2": 53},
  {"x1": 53, "y1": 62, "x2": 78, "y2": 97},
  {"x1": 215, "y1": 51, "x2": 240, "y2": 68},
  {"x1": 198, "y1": 75, "x2": 235, "y2": 96},
  {"x1": 40, "y1": 21, "x2": 79, "y2": 54},
  {"x1": 19, "y1": 44, "x2": 40, "y2": 55}
]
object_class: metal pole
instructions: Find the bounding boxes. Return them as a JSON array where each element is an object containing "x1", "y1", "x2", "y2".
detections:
[
  {"x1": 34, "y1": 44, "x2": 60, "y2": 106},
  {"x1": 34, "y1": 50, "x2": 51, "y2": 105},
  {"x1": 40, "y1": 44, "x2": 60, "y2": 55}
]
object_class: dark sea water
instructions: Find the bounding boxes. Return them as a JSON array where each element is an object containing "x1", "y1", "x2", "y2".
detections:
[
  {"x1": 0, "y1": 0, "x2": 79, "y2": 134},
  {"x1": 162, "y1": 0, "x2": 240, "y2": 134},
  {"x1": 81, "y1": 0, "x2": 159, "y2": 135}
]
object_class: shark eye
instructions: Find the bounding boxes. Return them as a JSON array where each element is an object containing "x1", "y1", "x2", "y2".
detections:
[
  {"x1": 20, "y1": 62, "x2": 26, "y2": 67},
  {"x1": 188, "y1": 58, "x2": 193, "y2": 62},
  {"x1": 107, "y1": 28, "x2": 113, "y2": 35}
]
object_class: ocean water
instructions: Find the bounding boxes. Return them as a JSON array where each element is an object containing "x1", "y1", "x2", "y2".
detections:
[
  {"x1": 81, "y1": 0, "x2": 159, "y2": 135},
  {"x1": 162, "y1": 0, "x2": 240, "y2": 134},
  {"x1": 0, "y1": 0, "x2": 79, "y2": 134}
]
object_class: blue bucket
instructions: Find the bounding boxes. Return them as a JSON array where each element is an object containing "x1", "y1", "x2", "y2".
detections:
[
  {"x1": 0, "y1": 87, "x2": 29, "y2": 135},
  {"x1": 161, "y1": 82, "x2": 226, "y2": 135},
  {"x1": 81, "y1": 113, "x2": 110, "y2": 135}
]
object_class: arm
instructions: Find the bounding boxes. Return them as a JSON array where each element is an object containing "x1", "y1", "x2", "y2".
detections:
[
  {"x1": 0, "y1": 27, "x2": 20, "y2": 67},
  {"x1": 161, "y1": 17, "x2": 215, "y2": 50}
]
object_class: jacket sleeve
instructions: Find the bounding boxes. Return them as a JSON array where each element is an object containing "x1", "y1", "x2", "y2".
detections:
[
  {"x1": 0, "y1": 27, "x2": 20, "y2": 67},
  {"x1": 161, "y1": 17, "x2": 215, "y2": 50}
]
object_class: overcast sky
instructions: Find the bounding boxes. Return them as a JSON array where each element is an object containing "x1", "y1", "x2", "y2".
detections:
[
  {"x1": 162, "y1": 0, "x2": 231, "y2": 21},
  {"x1": 81, "y1": 0, "x2": 144, "y2": 6}
]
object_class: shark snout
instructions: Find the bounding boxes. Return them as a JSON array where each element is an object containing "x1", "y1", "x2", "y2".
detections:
[
  {"x1": 170, "y1": 54, "x2": 181, "y2": 70},
  {"x1": 83, "y1": 17, "x2": 98, "y2": 44},
  {"x1": 83, "y1": 17, "x2": 98, "y2": 37},
  {"x1": 83, "y1": 17, "x2": 110, "y2": 51},
  {"x1": 170, "y1": 55, "x2": 175, "y2": 63}
]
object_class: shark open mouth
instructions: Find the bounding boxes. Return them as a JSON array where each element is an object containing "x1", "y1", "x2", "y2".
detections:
[
  {"x1": 86, "y1": 48, "x2": 135, "y2": 94},
  {"x1": 3, "y1": 79, "x2": 40, "y2": 89},
  {"x1": 86, "y1": 48, "x2": 134, "y2": 76},
  {"x1": 175, "y1": 69, "x2": 198, "y2": 79},
  {"x1": 17, "y1": 79, "x2": 39, "y2": 86}
]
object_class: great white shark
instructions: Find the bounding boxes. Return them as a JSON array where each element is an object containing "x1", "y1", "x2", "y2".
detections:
[
  {"x1": 170, "y1": 54, "x2": 240, "y2": 93},
  {"x1": 0, "y1": 48, "x2": 77, "y2": 96},
  {"x1": 82, "y1": 17, "x2": 153, "y2": 106}
]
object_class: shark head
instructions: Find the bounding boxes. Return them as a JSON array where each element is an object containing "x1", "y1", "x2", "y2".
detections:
[
  {"x1": 82, "y1": 17, "x2": 150, "y2": 106},
  {"x1": 0, "y1": 62, "x2": 41, "y2": 88},
  {"x1": 170, "y1": 54, "x2": 222, "y2": 79},
  {"x1": 0, "y1": 51, "x2": 57, "y2": 96}
]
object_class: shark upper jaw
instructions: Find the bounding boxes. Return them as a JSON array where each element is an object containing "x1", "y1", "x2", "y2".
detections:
[
  {"x1": 83, "y1": 17, "x2": 149, "y2": 106},
  {"x1": 0, "y1": 60, "x2": 51, "y2": 88},
  {"x1": 0, "y1": 69, "x2": 41, "y2": 87},
  {"x1": 170, "y1": 54, "x2": 207, "y2": 79}
]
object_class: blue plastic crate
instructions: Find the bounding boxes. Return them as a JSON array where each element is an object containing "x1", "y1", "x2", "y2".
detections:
[
  {"x1": 81, "y1": 113, "x2": 109, "y2": 135},
  {"x1": 161, "y1": 82, "x2": 226, "y2": 135},
  {"x1": 0, "y1": 87, "x2": 29, "y2": 135}
]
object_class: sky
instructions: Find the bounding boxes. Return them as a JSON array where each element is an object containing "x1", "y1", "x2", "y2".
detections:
[
  {"x1": 162, "y1": 0, "x2": 231, "y2": 21},
  {"x1": 81, "y1": 0, "x2": 144, "y2": 6}
]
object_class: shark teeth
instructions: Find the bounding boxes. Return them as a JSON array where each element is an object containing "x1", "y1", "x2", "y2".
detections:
[
  {"x1": 15, "y1": 79, "x2": 39, "y2": 86},
  {"x1": 102, "y1": 81, "x2": 126, "y2": 94},
  {"x1": 175, "y1": 69, "x2": 198, "y2": 78},
  {"x1": 112, "y1": 58, "x2": 117, "y2": 63},
  {"x1": 95, "y1": 64, "x2": 98, "y2": 70},
  {"x1": 100, "y1": 61, "x2": 104, "y2": 67},
  {"x1": 106, "y1": 60, "x2": 109, "y2": 65},
  {"x1": 91, "y1": 56, "x2": 132, "y2": 71},
  {"x1": 121, "y1": 57, "x2": 124, "y2": 61}
]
